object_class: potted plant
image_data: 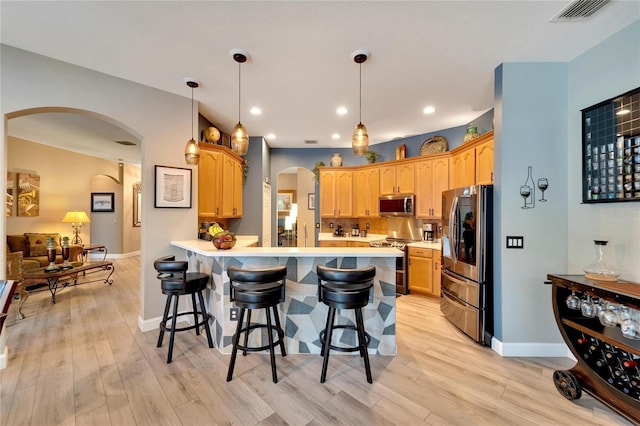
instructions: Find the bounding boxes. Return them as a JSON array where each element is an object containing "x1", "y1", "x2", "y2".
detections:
[
  {"x1": 365, "y1": 150, "x2": 378, "y2": 164},
  {"x1": 312, "y1": 161, "x2": 325, "y2": 181}
]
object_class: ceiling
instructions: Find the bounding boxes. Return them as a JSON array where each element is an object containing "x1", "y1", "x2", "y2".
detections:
[{"x1": 2, "y1": 1, "x2": 639, "y2": 164}]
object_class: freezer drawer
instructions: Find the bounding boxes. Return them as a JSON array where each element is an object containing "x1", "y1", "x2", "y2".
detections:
[
  {"x1": 441, "y1": 269, "x2": 480, "y2": 308},
  {"x1": 440, "y1": 290, "x2": 481, "y2": 342}
]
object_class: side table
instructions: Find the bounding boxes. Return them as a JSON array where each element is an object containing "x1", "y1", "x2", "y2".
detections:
[{"x1": 81, "y1": 244, "x2": 107, "y2": 262}]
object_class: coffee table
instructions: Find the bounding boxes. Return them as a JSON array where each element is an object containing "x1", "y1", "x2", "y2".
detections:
[{"x1": 22, "y1": 261, "x2": 114, "y2": 305}]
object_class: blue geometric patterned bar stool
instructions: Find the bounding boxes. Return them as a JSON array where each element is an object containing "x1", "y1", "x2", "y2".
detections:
[
  {"x1": 154, "y1": 255, "x2": 213, "y2": 363},
  {"x1": 317, "y1": 264, "x2": 376, "y2": 384},
  {"x1": 226, "y1": 265, "x2": 287, "y2": 383}
]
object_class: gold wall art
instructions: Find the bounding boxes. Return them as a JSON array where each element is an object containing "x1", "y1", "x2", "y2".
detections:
[
  {"x1": 6, "y1": 172, "x2": 14, "y2": 217},
  {"x1": 17, "y1": 173, "x2": 40, "y2": 217}
]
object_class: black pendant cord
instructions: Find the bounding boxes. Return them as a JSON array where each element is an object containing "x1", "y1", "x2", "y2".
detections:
[
  {"x1": 238, "y1": 61, "x2": 242, "y2": 123},
  {"x1": 358, "y1": 62, "x2": 362, "y2": 124},
  {"x1": 191, "y1": 85, "x2": 194, "y2": 140}
]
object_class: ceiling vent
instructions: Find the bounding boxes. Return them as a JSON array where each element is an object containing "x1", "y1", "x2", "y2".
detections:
[
  {"x1": 115, "y1": 140, "x2": 136, "y2": 146},
  {"x1": 304, "y1": 140, "x2": 318, "y2": 145},
  {"x1": 551, "y1": 0, "x2": 611, "y2": 22}
]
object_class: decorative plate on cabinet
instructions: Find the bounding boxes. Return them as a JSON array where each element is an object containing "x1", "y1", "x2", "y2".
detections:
[{"x1": 420, "y1": 136, "x2": 448, "y2": 156}]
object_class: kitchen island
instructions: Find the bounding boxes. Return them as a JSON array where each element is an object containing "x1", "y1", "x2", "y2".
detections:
[{"x1": 171, "y1": 239, "x2": 402, "y2": 355}]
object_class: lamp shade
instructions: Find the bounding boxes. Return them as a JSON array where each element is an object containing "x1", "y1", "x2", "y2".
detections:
[
  {"x1": 352, "y1": 122, "x2": 369, "y2": 155},
  {"x1": 231, "y1": 122, "x2": 249, "y2": 156},
  {"x1": 185, "y1": 138, "x2": 200, "y2": 165},
  {"x1": 62, "y1": 211, "x2": 90, "y2": 223}
]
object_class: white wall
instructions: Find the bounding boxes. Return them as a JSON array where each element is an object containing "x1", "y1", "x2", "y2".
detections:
[
  {"x1": 567, "y1": 21, "x2": 640, "y2": 283},
  {"x1": 1, "y1": 45, "x2": 196, "y2": 323}
]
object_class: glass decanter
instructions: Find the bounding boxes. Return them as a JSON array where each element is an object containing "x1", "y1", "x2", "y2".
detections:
[{"x1": 584, "y1": 240, "x2": 621, "y2": 282}]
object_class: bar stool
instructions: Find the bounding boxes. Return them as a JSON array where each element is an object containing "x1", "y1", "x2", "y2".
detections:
[
  {"x1": 317, "y1": 264, "x2": 376, "y2": 384},
  {"x1": 154, "y1": 255, "x2": 213, "y2": 363},
  {"x1": 226, "y1": 265, "x2": 287, "y2": 383}
]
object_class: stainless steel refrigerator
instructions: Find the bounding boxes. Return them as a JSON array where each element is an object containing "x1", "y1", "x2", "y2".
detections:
[{"x1": 440, "y1": 184, "x2": 493, "y2": 346}]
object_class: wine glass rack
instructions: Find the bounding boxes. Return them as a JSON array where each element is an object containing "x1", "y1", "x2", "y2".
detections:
[{"x1": 546, "y1": 274, "x2": 640, "y2": 423}]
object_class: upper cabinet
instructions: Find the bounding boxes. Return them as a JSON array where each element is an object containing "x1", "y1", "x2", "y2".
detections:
[
  {"x1": 415, "y1": 155, "x2": 449, "y2": 218},
  {"x1": 450, "y1": 131, "x2": 494, "y2": 188},
  {"x1": 354, "y1": 166, "x2": 380, "y2": 217},
  {"x1": 198, "y1": 143, "x2": 244, "y2": 218},
  {"x1": 319, "y1": 168, "x2": 353, "y2": 218},
  {"x1": 380, "y1": 162, "x2": 415, "y2": 194}
]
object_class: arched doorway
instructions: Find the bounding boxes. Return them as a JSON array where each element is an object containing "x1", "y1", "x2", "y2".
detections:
[{"x1": 276, "y1": 167, "x2": 315, "y2": 247}]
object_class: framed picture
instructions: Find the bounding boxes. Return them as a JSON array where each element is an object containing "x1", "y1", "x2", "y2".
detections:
[
  {"x1": 91, "y1": 192, "x2": 115, "y2": 212},
  {"x1": 308, "y1": 193, "x2": 315, "y2": 210},
  {"x1": 277, "y1": 190, "x2": 295, "y2": 214},
  {"x1": 154, "y1": 165, "x2": 192, "y2": 208},
  {"x1": 17, "y1": 173, "x2": 40, "y2": 217},
  {"x1": 133, "y1": 183, "x2": 141, "y2": 227}
]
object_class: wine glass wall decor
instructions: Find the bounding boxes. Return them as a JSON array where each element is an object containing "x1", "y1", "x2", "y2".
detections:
[{"x1": 519, "y1": 165, "x2": 549, "y2": 209}]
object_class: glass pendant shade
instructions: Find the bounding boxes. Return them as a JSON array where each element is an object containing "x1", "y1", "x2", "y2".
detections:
[
  {"x1": 352, "y1": 122, "x2": 369, "y2": 155},
  {"x1": 231, "y1": 122, "x2": 249, "y2": 156},
  {"x1": 185, "y1": 138, "x2": 199, "y2": 165}
]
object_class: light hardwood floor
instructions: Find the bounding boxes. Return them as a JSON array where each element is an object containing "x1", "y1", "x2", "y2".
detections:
[{"x1": 0, "y1": 256, "x2": 633, "y2": 425}]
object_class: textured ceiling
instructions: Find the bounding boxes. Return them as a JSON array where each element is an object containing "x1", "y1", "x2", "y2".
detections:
[{"x1": 2, "y1": 1, "x2": 639, "y2": 164}]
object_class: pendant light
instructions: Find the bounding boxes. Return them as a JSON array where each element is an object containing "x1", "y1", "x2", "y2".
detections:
[
  {"x1": 351, "y1": 50, "x2": 369, "y2": 156},
  {"x1": 230, "y1": 49, "x2": 249, "y2": 156},
  {"x1": 184, "y1": 80, "x2": 200, "y2": 165}
]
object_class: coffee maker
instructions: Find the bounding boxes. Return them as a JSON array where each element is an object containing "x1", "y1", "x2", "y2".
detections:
[{"x1": 424, "y1": 223, "x2": 434, "y2": 242}]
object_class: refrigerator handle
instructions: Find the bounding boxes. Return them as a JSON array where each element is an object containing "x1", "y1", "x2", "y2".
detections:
[{"x1": 449, "y1": 196, "x2": 459, "y2": 264}]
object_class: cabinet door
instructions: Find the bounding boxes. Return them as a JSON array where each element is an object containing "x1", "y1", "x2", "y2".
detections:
[
  {"x1": 319, "y1": 170, "x2": 337, "y2": 217},
  {"x1": 198, "y1": 149, "x2": 223, "y2": 217},
  {"x1": 408, "y1": 254, "x2": 433, "y2": 295},
  {"x1": 379, "y1": 165, "x2": 396, "y2": 194},
  {"x1": 335, "y1": 170, "x2": 353, "y2": 217},
  {"x1": 354, "y1": 169, "x2": 369, "y2": 217},
  {"x1": 222, "y1": 155, "x2": 242, "y2": 217},
  {"x1": 366, "y1": 167, "x2": 380, "y2": 217},
  {"x1": 396, "y1": 163, "x2": 415, "y2": 194},
  {"x1": 433, "y1": 255, "x2": 442, "y2": 297},
  {"x1": 318, "y1": 240, "x2": 347, "y2": 247},
  {"x1": 475, "y1": 140, "x2": 494, "y2": 185},
  {"x1": 431, "y1": 157, "x2": 449, "y2": 218},
  {"x1": 451, "y1": 150, "x2": 475, "y2": 189},
  {"x1": 415, "y1": 160, "x2": 433, "y2": 217}
]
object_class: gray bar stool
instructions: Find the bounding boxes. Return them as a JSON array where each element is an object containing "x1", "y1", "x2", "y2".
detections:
[
  {"x1": 317, "y1": 264, "x2": 376, "y2": 384},
  {"x1": 154, "y1": 255, "x2": 213, "y2": 363},
  {"x1": 226, "y1": 265, "x2": 287, "y2": 383}
]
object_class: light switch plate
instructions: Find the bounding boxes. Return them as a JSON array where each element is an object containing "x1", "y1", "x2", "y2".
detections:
[{"x1": 506, "y1": 236, "x2": 524, "y2": 249}]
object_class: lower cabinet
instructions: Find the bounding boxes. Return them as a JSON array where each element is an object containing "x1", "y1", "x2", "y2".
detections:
[
  {"x1": 408, "y1": 247, "x2": 441, "y2": 297},
  {"x1": 318, "y1": 240, "x2": 347, "y2": 248}
]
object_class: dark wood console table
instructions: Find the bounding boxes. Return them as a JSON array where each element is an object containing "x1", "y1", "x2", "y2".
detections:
[
  {"x1": 22, "y1": 261, "x2": 114, "y2": 305},
  {"x1": 546, "y1": 274, "x2": 640, "y2": 424}
]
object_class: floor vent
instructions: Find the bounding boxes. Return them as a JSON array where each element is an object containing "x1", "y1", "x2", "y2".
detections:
[
  {"x1": 304, "y1": 140, "x2": 318, "y2": 144},
  {"x1": 550, "y1": 0, "x2": 611, "y2": 22}
]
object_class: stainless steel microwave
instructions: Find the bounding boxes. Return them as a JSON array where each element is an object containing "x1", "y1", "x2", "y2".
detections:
[{"x1": 379, "y1": 194, "x2": 415, "y2": 216}]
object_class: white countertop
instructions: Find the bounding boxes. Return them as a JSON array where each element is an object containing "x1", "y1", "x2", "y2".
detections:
[
  {"x1": 407, "y1": 241, "x2": 442, "y2": 250},
  {"x1": 172, "y1": 239, "x2": 403, "y2": 258}
]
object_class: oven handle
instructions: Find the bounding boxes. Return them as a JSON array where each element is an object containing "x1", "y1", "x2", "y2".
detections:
[
  {"x1": 442, "y1": 287, "x2": 467, "y2": 308},
  {"x1": 442, "y1": 269, "x2": 467, "y2": 300}
]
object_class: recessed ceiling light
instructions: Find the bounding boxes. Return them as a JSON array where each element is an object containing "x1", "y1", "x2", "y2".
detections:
[
  {"x1": 616, "y1": 108, "x2": 630, "y2": 116},
  {"x1": 423, "y1": 106, "x2": 436, "y2": 114},
  {"x1": 332, "y1": 133, "x2": 340, "y2": 140},
  {"x1": 267, "y1": 133, "x2": 276, "y2": 140},
  {"x1": 336, "y1": 107, "x2": 348, "y2": 115},
  {"x1": 250, "y1": 107, "x2": 262, "y2": 115}
]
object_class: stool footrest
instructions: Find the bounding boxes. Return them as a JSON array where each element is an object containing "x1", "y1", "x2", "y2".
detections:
[
  {"x1": 233, "y1": 323, "x2": 285, "y2": 353},
  {"x1": 320, "y1": 324, "x2": 370, "y2": 353},
  {"x1": 160, "y1": 311, "x2": 210, "y2": 333}
]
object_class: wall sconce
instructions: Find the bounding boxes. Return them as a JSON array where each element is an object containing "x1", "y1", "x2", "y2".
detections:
[{"x1": 520, "y1": 166, "x2": 549, "y2": 209}]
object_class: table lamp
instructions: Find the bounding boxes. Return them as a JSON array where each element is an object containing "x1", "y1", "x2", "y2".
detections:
[{"x1": 62, "y1": 211, "x2": 90, "y2": 245}]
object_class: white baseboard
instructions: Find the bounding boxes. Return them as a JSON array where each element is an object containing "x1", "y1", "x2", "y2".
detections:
[
  {"x1": 491, "y1": 337, "x2": 572, "y2": 357},
  {"x1": 96, "y1": 250, "x2": 140, "y2": 260},
  {"x1": 138, "y1": 315, "x2": 162, "y2": 332}
]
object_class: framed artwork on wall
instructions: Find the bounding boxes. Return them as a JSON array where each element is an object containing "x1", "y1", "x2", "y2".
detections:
[
  {"x1": 17, "y1": 173, "x2": 40, "y2": 217},
  {"x1": 91, "y1": 192, "x2": 115, "y2": 212},
  {"x1": 308, "y1": 193, "x2": 315, "y2": 210},
  {"x1": 154, "y1": 165, "x2": 192, "y2": 208},
  {"x1": 277, "y1": 190, "x2": 295, "y2": 214}
]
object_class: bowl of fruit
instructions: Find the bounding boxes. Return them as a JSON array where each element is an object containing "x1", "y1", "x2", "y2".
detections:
[{"x1": 212, "y1": 231, "x2": 237, "y2": 250}]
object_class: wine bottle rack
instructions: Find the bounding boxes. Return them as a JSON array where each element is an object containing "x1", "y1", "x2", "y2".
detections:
[{"x1": 547, "y1": 274, "x2": 640, "y2": 423}]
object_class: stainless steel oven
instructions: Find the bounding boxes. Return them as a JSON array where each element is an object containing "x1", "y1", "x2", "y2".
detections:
[{"x1": 369, "y1": 239, "x2": 408, "y2": 294}]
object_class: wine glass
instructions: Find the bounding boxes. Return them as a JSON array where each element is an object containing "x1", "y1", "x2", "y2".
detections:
[
  {"x1": 537, "y1": 178, "x2": 548, "y2": 202},
  {"x1": 520, "y1": 185, "x2": 531, "y2": 209},
  {"x1": 566, "y1": 291, "x2": 581, "y2": 310}
]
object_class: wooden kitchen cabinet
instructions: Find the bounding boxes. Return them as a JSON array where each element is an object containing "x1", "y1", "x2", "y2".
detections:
[
  {"x1": 433, "y1": 251, "x2": 441, "y2": 297},
  {"x1": 319, "y1": 168, "x2": 353, "y2": 218},
  {"x1": 408, "y1": 246, "x2": 433, "y2": 296},
  {"x1": 318, "y1": 240, "x2": 347, "y2": 247},
  {"x1": 415, "y1": 156, "x2": 449, "y2": 218},
  {"x1": 198, "y1": 143, "x2": 243, "y2": 218},
  {"x1": 355, "y1": 166, "x2": 380, "y2": 217},
  {"x1": 475, "y1": 139, "x2": 494, "y2": 184},
  {"x1": 379, "y1": 162, "x2": 415, "y2": 194},
  {"x1": 450, "y1": 131, "x2": 494, "y2": 188}
]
